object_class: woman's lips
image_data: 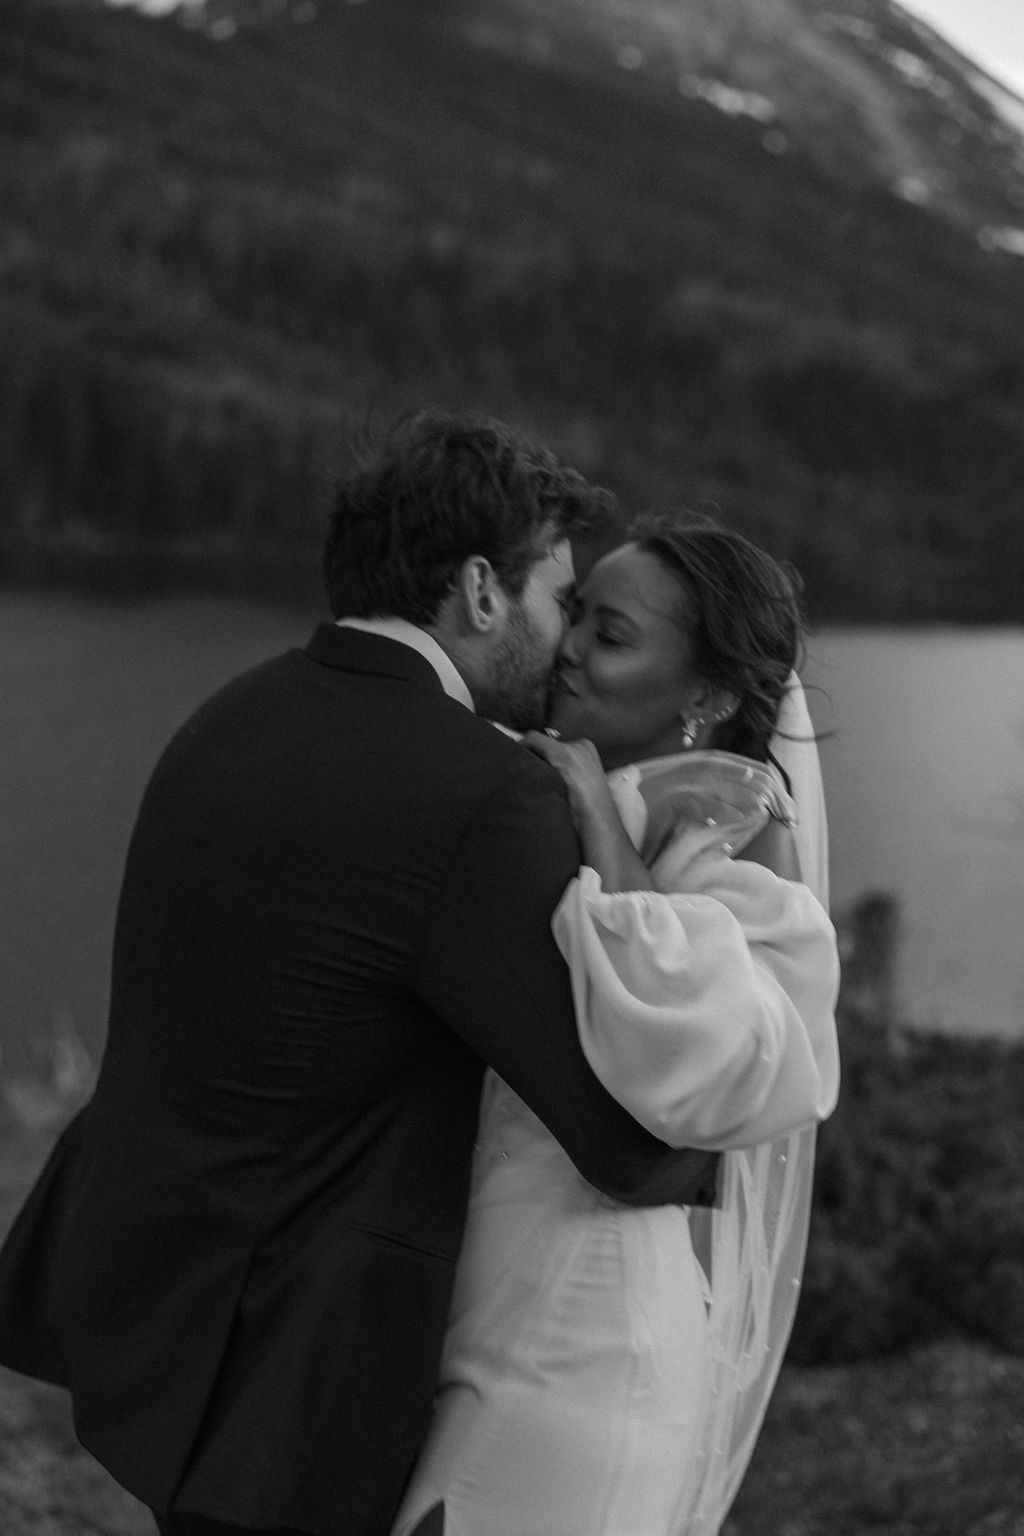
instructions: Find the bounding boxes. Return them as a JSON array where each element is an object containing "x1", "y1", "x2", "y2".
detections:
[{"x1": 552, "y1": 671, "x2": 579, "y2": 697}]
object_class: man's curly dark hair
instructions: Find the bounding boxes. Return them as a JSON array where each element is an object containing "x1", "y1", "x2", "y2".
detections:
[{"x1": 323, "y1": 410, "x2": 617, "y2": 623}]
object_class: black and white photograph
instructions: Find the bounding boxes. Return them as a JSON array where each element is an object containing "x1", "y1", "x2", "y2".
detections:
[{"x1": 2, "y1": 2, "x2": 1023, "y2": 1532}]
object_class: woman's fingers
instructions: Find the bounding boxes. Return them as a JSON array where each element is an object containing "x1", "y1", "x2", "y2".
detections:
[
  {"x1": 522, "y1": 729, "x2": 561, "y2": 764},
  {"x1": 523, "y1": 733, "x2": 600, "y2": 778}
]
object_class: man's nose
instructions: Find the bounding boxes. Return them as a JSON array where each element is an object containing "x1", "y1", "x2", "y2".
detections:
[{"x1": 558, "y1": 626, "x2": 581, "y2": 666}]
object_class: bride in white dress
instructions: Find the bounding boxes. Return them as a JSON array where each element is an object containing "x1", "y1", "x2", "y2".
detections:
[{"x1": 391, "y1": 515, "x2": 841, "y2": 1536}]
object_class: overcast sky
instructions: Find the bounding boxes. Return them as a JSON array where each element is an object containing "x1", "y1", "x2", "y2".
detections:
[{"x1": 899, "y1": 0, "x2": 1024, "y2": 95}]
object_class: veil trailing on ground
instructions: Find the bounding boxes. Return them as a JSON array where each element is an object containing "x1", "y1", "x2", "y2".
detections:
[{"x1": 677, "y1": 674, "x2": 830, "y2": 1535}]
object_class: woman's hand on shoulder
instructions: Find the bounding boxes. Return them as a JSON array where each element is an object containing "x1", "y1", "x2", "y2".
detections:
[
  {"x1": 523, "y1": 732, "x2": 653, "y2": 892},
  {"x1": 522, "y1": 733, "x2": 614, "y2": 830}
]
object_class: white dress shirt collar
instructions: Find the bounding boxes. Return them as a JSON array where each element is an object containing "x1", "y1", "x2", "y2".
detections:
[{"x1": 335, "y1": 617, "x2": 475, "y2": 711}]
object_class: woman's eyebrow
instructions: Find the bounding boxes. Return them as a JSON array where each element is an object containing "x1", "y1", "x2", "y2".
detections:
[{"x1": 592, "y1": 603, "x2": 638, "y2": 630}]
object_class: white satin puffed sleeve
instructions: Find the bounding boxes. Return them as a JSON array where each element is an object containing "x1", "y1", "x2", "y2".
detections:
[{"x1": 551, "y1": 857, "x2": 840, "y2": 1151}]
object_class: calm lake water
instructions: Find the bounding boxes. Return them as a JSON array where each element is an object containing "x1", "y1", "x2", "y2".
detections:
[
  {"x1": 1, "y1": 593, "x2": 1022, "y2": 1078},
  {"x1": 803, "y1": 629, "x2": 1024, "y2": 1038}
]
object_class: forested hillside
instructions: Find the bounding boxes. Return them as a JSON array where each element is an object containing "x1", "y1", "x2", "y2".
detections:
[{"x1": 3, "y1": 0, "x2": 1024, "y2": 619}]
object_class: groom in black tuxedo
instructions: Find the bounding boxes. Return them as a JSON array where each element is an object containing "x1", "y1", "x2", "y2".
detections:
[{"x1": 0, "y1": 412, "x2": 717, "y2": 1536}]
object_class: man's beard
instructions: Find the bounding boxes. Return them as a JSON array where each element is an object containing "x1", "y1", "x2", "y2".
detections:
[{"x1": 481, "y1": 601, "x2": 556, "y2": 734}]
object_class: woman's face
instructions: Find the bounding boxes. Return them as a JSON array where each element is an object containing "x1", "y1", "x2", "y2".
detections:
[{"x1": 548, "y1": 543, "x2": 709, "y2": 770}]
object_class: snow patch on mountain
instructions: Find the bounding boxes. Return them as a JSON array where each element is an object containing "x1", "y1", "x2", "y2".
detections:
[
  {"x1": 677, "y1": 76, "x2": 777, "y2": 123},
  {"x1": 978, "y1": 225, "x2": 1024, "y2": 257},
  {"x1": 969, "y1": 72, "x2": 1024, "y2": 142}
]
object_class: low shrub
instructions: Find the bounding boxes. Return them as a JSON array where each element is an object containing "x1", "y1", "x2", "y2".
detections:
[{"x1": 790, "y1": 1011, "x2": 1024, "y2": 1363}]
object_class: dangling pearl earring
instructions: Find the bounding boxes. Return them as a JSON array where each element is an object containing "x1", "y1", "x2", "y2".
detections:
[{"x1": 680, "y1": 715, "x2": 702, "y2": 749}]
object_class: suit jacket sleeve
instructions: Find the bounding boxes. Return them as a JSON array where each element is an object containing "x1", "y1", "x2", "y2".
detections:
[{"x1": 405, "y1": 756, "x2": 719, "y2": 1208}]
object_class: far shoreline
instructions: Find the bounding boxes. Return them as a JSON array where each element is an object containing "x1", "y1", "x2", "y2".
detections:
[{"x1": 3, "y1": 539, "x2": 1022, "y2": 628}]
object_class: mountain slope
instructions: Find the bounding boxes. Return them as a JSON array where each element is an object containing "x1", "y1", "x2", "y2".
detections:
[
  {"x1": 457, "y1": 0, "x2": 1024, "y2": 231},
  {"x1": 2, "y1": 0, "x2": 1023, "y2": 619}
]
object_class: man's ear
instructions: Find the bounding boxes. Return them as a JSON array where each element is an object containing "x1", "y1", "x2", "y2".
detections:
[{"x1": 455, "y1": 556, "x2": 509, "y2": 636}]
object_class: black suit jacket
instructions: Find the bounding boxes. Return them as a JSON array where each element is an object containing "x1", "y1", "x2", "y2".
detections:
[{"x1": 0, "y1": 624, "x2": 717, "y2": 1535}]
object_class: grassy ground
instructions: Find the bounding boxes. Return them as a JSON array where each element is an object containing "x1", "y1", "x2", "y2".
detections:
[
  {"x1": 2, "y1": 1125, "x2": 1023, "y2": 1535},
  {"x1": 729, "y1": 1345, "x2": 1024, "y2": 1536}
]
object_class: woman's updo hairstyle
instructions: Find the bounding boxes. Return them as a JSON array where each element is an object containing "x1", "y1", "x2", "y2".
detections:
[{"x1": 629, "y1": 510, "x2": 806, "y2": 764}]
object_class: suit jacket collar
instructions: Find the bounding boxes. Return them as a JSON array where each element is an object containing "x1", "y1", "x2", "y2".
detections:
[
  {"x1": 336, "y1": 617, "x2": 474, "y2": 709},
  {"x1": 303, "y1": 621, "x2": 447, "y2": 693}
]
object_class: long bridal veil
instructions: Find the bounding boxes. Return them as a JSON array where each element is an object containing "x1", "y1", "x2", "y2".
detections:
[{"x1": 678, "y1": 675, "x2": 832, "y2": 1535}]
